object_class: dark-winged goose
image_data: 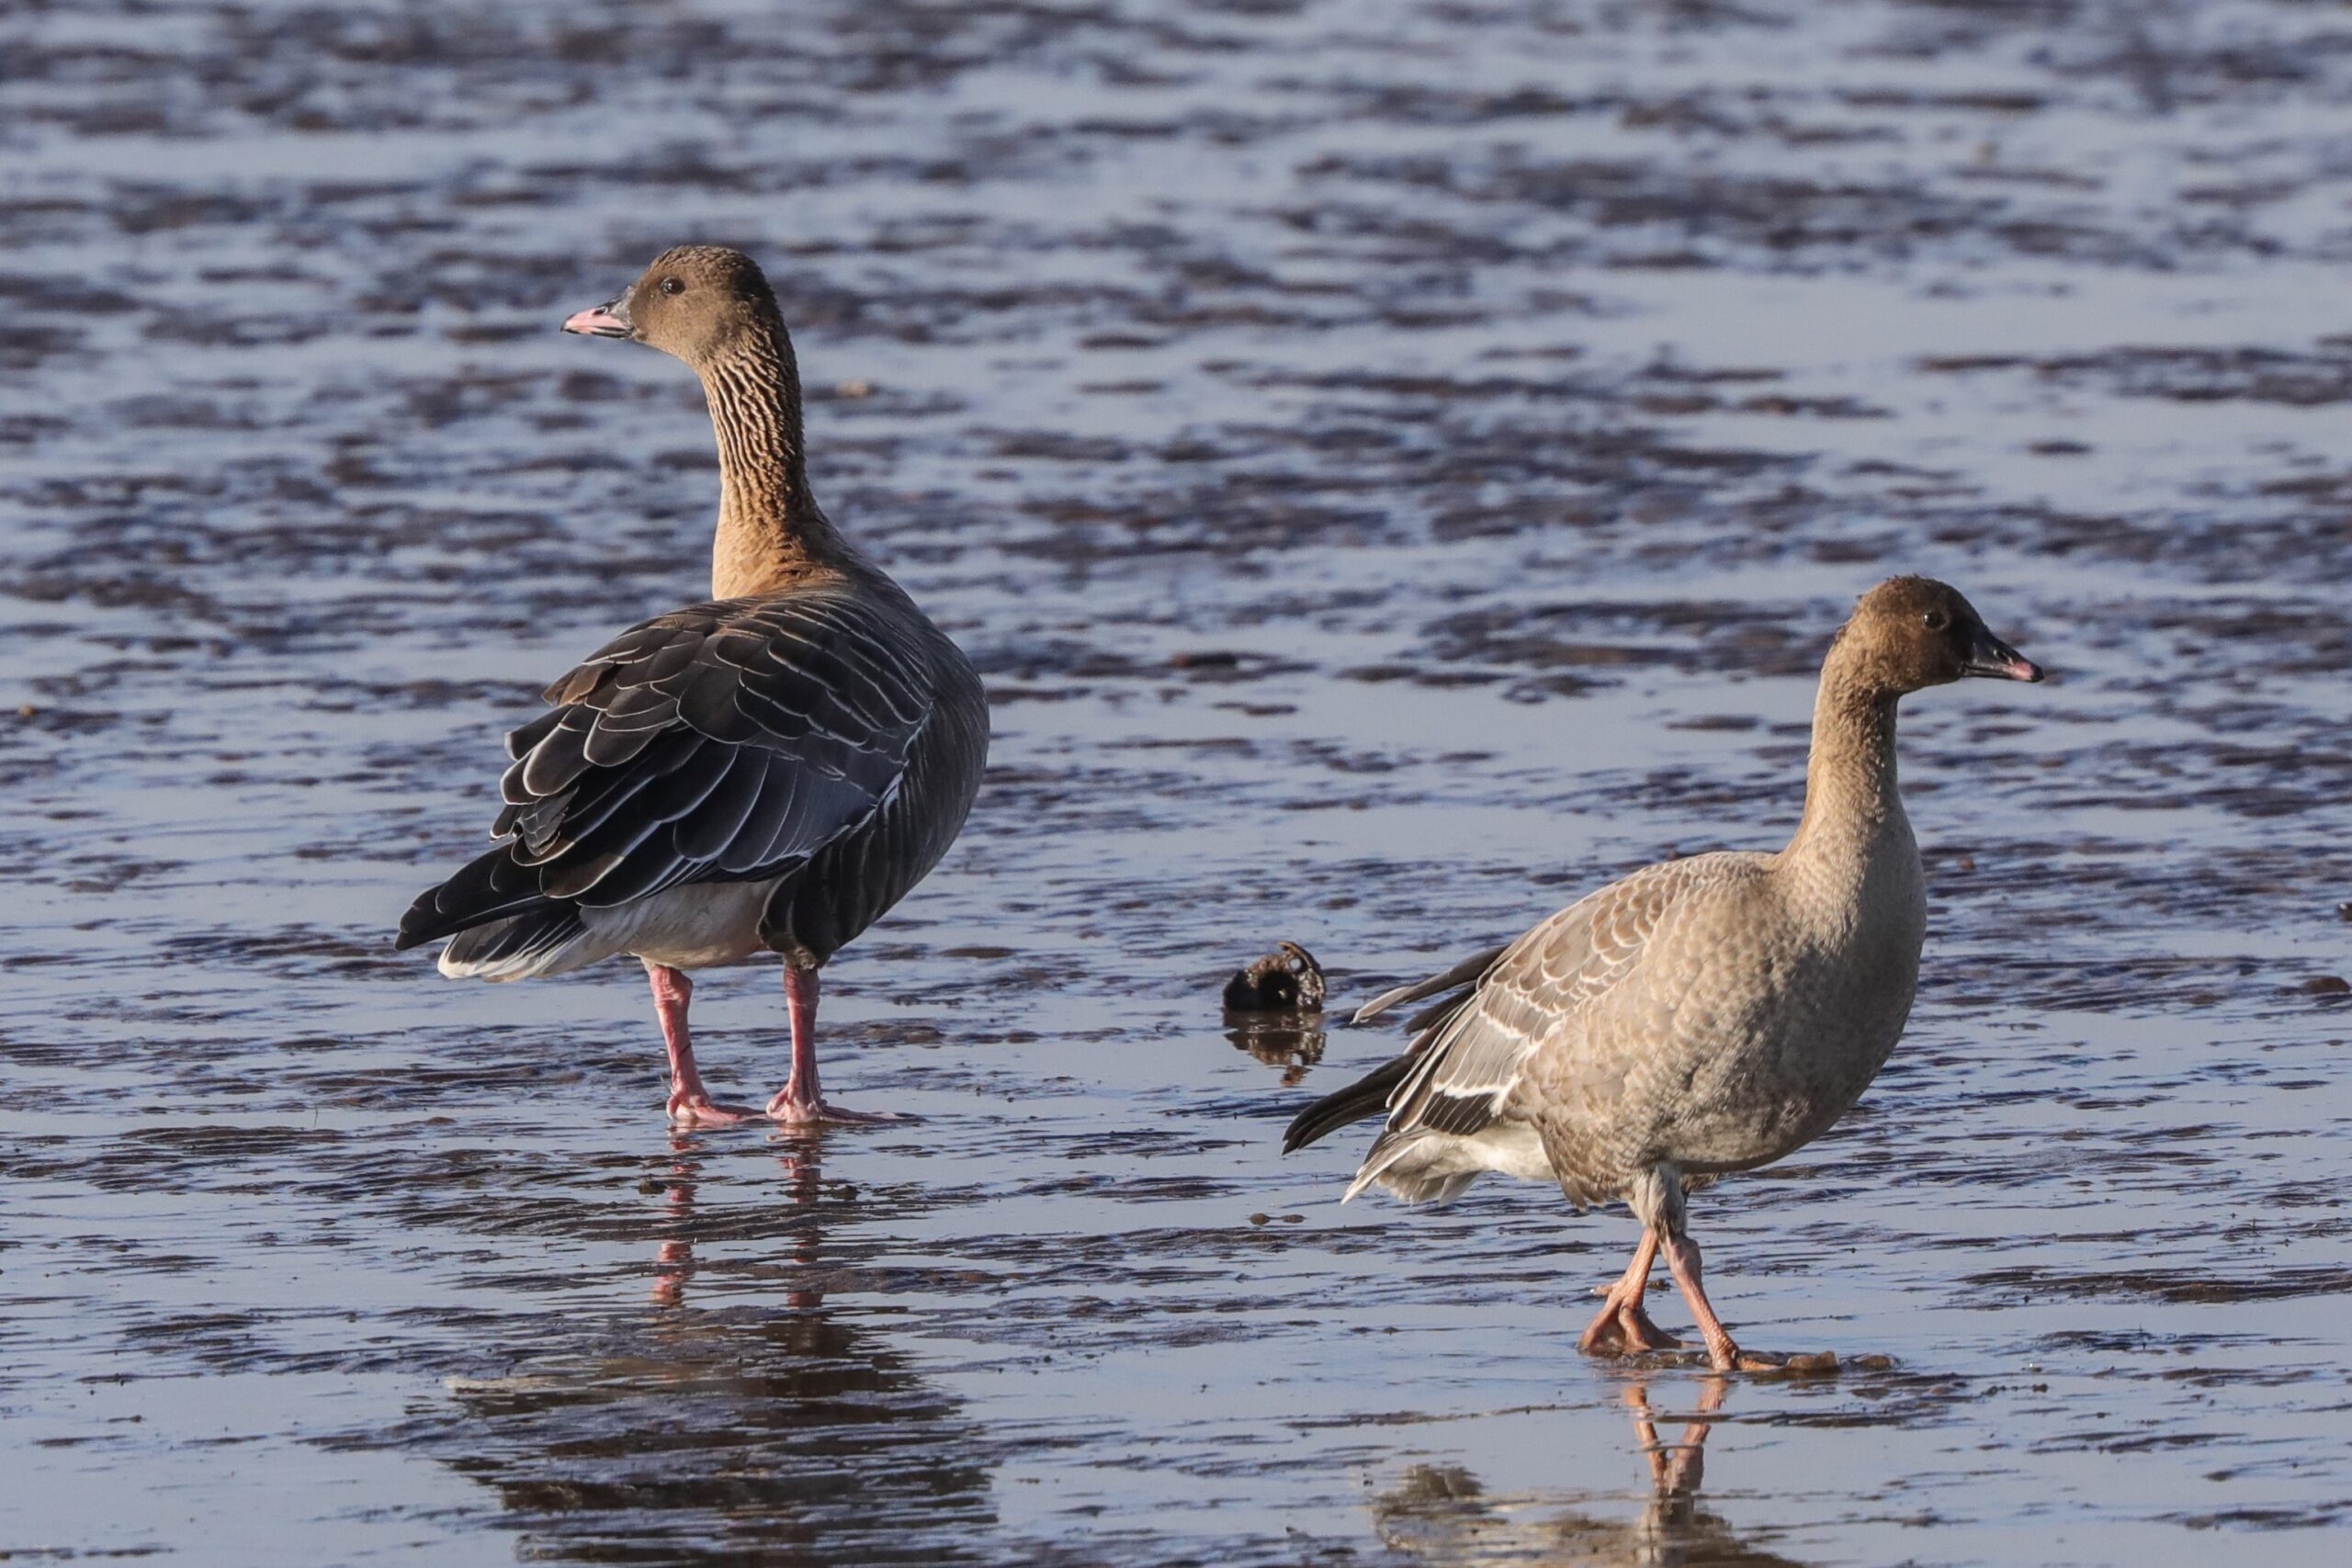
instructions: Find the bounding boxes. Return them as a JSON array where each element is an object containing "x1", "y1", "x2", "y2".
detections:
[
  {"x1": 397, "y1": 246, "x2": 989, "y2": 1126},
  {"x1": 1285, "y1": 578, "x2": 2041, "y2": 1370}
]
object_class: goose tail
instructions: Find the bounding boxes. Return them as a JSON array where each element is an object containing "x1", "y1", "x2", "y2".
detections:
[
  {"x1": 434, "y1": 904, "x2": 595, "y2": 981},
  {"x1": 1283, "y1": 1054, "x2": 1412, "y2": 1154}
]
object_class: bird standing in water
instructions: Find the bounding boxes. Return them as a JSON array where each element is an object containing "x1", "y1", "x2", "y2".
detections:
[
  {"x1": 398, "y1": 247, "x2": 989, "y2": 1127},
  {"x1": 1285, "y1": 578, "x2": 2042, "y2": 1369}
]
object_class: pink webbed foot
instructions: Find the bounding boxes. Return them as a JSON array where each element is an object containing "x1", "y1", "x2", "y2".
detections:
[
  {"x1": 666, "y1": 1089, "x2": 762, "y2": 1127},
  {"x1": 1580, "y1": 1292, "x2": 1685, "y2": 1356},
  {"x1": 763, "y1": 1086, "x2": 912, "y2": 1128},
  {"x1": 766, "y1": 966, "x2": 913, "y2": 1127},
  {"x1": 1578, "y1": 1229, "x2": 1682, "y2": 1358}
]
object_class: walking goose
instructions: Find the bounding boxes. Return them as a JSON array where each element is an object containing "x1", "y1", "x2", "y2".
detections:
[
  {"x1": 397, "y1": 246, "x2": 989, "y2": 1126},
  {"x1": 1284, "y1": 577, "x2": 2041, "y2": 1369}
]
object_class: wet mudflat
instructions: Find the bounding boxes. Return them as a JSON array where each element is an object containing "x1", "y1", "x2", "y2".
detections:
[{"x1": 6, "y1": 0, "x2": 2352, "y2": 1562}]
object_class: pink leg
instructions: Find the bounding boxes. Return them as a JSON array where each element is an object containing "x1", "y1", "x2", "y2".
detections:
[
  {"x1": 764, "y1": 965, "x2": 905, "y2": 1126},
  {"x1": 647, "y1": 963, "x2": 756, "y2": 1126},
  {"x1": 1578, "y1": 1229, "x2": 1683, "y2": 1355},
  {"x1": 1663, "y1": 1232, "x2": 1779, "y2": 1372}
]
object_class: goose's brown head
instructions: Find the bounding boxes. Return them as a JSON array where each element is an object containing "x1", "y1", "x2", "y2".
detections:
[
  {"x1": 560, "y1": 245, "x2": 780, "y2": 367},
  {"x1": 1835, "y1": 576, "x2": 2043, "y2": 696}
]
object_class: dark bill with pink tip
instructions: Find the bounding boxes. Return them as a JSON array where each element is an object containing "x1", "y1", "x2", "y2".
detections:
[
  {"x1": 560, "y1": 300, "x2": 631, "y2": 337},
  {"x1": 1963, "y1": 627, "x2": 2042, "y2": 682}
]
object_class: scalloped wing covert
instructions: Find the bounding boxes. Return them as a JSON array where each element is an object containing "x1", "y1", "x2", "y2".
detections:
[
  {"x1": 499, "y1": 592, "x2": 931, "y2": 906},
  {"x1": 395, "y1": 588, "x2": 944, "y2": 958},
  {"x1": 1378, "y1": 852, "x2": 1769, "y2": 1144}
]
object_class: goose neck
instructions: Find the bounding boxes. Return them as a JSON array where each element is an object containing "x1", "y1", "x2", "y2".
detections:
[
  {"x1": 696, "y1": 321, "x2": 844, "y2": 596},
  {"x1": 1786, "y1": 665, "x2": 1905, "y2": 866}
]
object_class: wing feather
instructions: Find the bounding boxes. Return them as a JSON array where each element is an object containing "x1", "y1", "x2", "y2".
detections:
[
  {"x1": 611, "y1": 633, "x2": 700, "y2": 690},
  {"x1": 504, "y1": 708, "x2": 567, "y2": 761},
  {"x1": 428, "y1": 587, "x2": 939, "y2": 926},
  {"x1": 1353, "y1": 942, "x2": 1511, "y2": 1025},
  {"x1": 670, "y1": 749, "x2": 769, "y2": 863},
  {"x1": 514, "y1": 712, "x2": 594, "y2": 799},
  {"x1": 1376, "y1": 853, "x2": 1759, "y2": 1144},
  {"x1": 513, "y1": 729, "x2": 707, "y2": 860}
]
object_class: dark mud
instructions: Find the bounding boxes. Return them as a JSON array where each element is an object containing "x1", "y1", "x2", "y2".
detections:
[{"x1": 6, "y1": 1, "x2": 2352, "y2": 1563}]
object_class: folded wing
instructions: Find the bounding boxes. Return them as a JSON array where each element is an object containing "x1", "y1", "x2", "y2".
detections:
[
  {"x1": 1332, "y1": 852, "x2": 1760, "y2": 1200},
  {"x1": 397, "y1": 590, "x2": 933, "y2": 949}
]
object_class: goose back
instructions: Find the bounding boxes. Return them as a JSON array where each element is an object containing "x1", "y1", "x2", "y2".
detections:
[{"x1": 397, "y1": 570, "x2": 987, "y2": 972}]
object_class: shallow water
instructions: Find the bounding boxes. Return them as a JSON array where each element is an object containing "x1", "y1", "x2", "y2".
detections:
[{"x1": 5, "y1": 0, "x2": 2352, "y2": 1562}]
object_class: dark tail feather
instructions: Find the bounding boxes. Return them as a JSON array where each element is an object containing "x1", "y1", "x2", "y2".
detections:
[
  {"x1": 1352, "y1": 942, "x2": 1510, "y2": 1023},
  {"x1": 438, "y1": 903, "x2": 588, "y2": 976},
  {"x1": 1289, "y1": 945, "x2": 1509, "y2": 1156},
  {"x1": 1283, "y1": 1053, "x2": 1414, "y2": 1154},
  {"x1": 396, "y1": 845, "x2": 553, "y2": 950}
]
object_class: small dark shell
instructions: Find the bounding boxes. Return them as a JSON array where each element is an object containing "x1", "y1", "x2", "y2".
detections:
[{"x1": 1221, "y1": 941, "x2": 1327, "y2": 1013}]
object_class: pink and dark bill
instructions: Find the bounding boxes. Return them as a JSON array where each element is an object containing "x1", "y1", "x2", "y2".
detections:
[{"x1": 560, "y1": 299, "x2": 631, "y2": 337}]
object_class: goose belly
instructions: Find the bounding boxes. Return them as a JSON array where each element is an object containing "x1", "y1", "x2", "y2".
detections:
[
  {"x1": 1403, "y1": 1122, "x2": 1558, "y2": 1186},
  {"x1": 1464, "y1": 1122, "x2": 1556, "y2": 1183},
  {"x1": 1668, "y1": 952, "x2": 1921, "y2": 1173},
  {"x1": 580, "y1": 877, "x2": 784, "y2": 970},
  {"x1": 1352, "y1": 1121, "x2": 1557, "y2": 1206}
]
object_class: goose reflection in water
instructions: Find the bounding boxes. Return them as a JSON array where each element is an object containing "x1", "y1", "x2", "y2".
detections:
[
  {"x1": 650, "y1": 1134, "x2": 824, "y2": 1310},
  {"x1": 1375, "y1": 1381, "x2": 1807, "y2": 1568},
  {"x1": 440, "y1": 1135, "x2": 996, "y2": 1564}
]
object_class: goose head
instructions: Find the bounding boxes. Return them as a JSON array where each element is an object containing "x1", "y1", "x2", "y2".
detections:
[
  {"x1": 1835, "y1": 576, "x2": 2043, "y2": 696},
  {"x1": 560, "y1": 245, "x2": 781, "y2": 368}
]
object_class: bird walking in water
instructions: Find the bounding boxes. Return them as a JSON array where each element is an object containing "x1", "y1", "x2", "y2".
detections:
[
  {"x1": 397, "y1": 247, "x2": 989, "y2": 1127},
  {"x1": 1284, "y1": 578, "x2": 2041, "y2": 1370}
]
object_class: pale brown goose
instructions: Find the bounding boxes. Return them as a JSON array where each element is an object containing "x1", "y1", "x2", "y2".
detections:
[
  {"x1": 1286, "y1": 578, "x2": 2041, "y2": 1370},
  {"x1": 397, "y1": 246, "x2": 989, "y2": 1126}
]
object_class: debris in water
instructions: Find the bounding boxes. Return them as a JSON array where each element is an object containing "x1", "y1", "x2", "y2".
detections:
[{"x1": 1222, "y1": 941, "x2": 1326, "y2": 1013}]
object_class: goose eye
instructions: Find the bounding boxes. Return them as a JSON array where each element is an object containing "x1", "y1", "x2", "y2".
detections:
[
  {"x1": 660, "y1": 277, "x2": 685, "y2": 297},
  {"x1": 1922, "y1": 609, "x2": 1951, "y2": 633}
]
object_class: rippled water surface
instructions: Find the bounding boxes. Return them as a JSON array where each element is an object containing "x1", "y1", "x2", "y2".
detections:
[{"x1": 6, "y1": 1, "x2": 2352, "y2": 1563}]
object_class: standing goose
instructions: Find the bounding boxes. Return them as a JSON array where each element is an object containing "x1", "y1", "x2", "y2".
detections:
[
  {"x1": 1285, "y1": 578, "x2": 2041, "y2": 1370},
  {"x1": 397, "y1": 246, "x2": 989, "y2": 1126}
]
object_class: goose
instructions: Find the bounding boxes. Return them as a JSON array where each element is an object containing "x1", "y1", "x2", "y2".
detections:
[
  {"x1": 1284, "y1": 577, "x2": 2041, "y2": 1370},
  {"x1": 397, "y1": 246, "x2": 989, "y2": 1126}
]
